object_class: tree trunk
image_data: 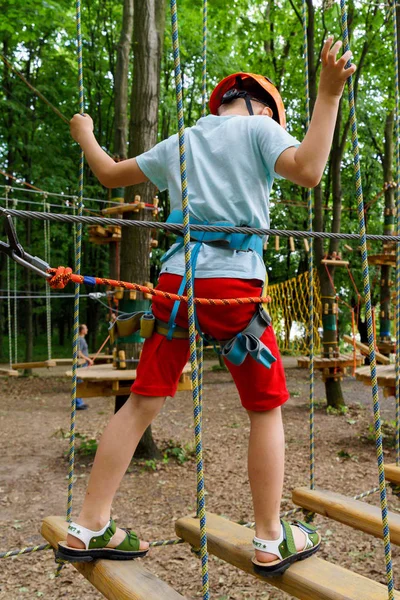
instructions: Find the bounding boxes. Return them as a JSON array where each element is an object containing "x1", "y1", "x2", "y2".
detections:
[
  {"x1": 113, "y1": 0, "x2": 133, "y2": 161},
  {"x1": 109, "y1": 0, "x2": 134, "y2": 279},
  {"x1": 307, "y1": 0, "x2": 345, "y2": 407},
  {"x1": 379, "y1": 111, "x2": 394, "y2": 353},
  {"x1": 116, "y1": 0, "x2": 166, "y2": 460}
]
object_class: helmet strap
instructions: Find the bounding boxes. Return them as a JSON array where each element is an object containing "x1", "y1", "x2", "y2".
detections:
[{"x1": 244, "y1": 95, "x2": 254, "y2": 116}]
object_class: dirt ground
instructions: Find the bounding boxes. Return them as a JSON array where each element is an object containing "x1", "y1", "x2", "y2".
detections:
[{"x1": 1, "y1": 357, "x2": 400, "y2": 600}]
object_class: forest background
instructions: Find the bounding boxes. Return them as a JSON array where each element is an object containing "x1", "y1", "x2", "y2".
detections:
[{"x1": 0, "y1": 0, "x2": 396, "y2": 383}]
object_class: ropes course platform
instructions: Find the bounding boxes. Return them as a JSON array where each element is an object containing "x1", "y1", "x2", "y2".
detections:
[
  {"x1": 175, "y1": 512, "x2": 399, "y2": 600},
  {"x1": 66, "y1": 363, "x2": 192, "y2": 398},
  {"x1": 355, "y1": 364, "x2": 396, "y2": 397},
  {"x1": 292, "y1": 487, "x2": 400, "y2": 545},
  {"x1": 41, "y1": 517, "x2": 187, "y2": 600},
  {"x1": 88, "y1": 224, "x2": 121, "y2": 245},
  {"x1": 297, "y1": 353, "x2": 362, "y2": 370},
  {"x1": 368, "y1": 253, "x2": 396, "y2": 267},
  {"x1": 297, "y1": 354, "x2": 363, "y2": 381},
  {"x1": 376, "y1": 340, "x2": 396, "y2": 355}
]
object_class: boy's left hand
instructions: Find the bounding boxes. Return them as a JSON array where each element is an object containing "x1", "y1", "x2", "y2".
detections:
[
  {"x1": 70, "y1": 113, "x2": 94, "y2": 144},
  {"x1": 319, "y1": 36, "x2": 357, "y2": 100}
]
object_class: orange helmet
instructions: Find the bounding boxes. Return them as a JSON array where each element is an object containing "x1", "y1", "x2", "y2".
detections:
[{"x1": 209, "y1": 72, "x2": 286, "y2": 128}]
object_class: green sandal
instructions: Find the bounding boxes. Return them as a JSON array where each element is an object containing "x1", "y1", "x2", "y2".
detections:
[
  {"x1": 56, "y1": 519, "x2": 149, "y2": 562},
  {"x1": 252, "y1": 519, "x2": 321, "y2": 577}
]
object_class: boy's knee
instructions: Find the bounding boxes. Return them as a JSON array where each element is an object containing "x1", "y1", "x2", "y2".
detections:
[{"x1": 129, "y1": 392, "x2": 165, "y2": 418}]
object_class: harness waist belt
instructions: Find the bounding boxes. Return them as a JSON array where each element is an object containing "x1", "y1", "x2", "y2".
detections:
[{"x1": 161, "y1": 209, "x2": 264, "y2": 264}]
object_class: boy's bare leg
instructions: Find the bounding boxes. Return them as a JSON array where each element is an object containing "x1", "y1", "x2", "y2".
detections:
[
  {"x1": 66, "y1": 393, "x2": 165, "y2": 550},
  {"x1": 247, "y1": 407, "x2": 307, "y2": 563}
]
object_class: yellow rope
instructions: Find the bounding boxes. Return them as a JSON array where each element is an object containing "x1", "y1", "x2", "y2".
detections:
[{"x1": 268, "y1": 271, "x2": 322, "y2": 354}]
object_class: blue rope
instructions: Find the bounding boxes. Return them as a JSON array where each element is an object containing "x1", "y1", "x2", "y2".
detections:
[
  {"x1": 170, "y1": 1, "x2": 209, "y2": 598},
  {"x1": 341, "y1": 1, "x2": 394, "y2": 596}
]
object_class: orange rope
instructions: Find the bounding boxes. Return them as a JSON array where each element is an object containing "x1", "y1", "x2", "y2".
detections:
[
  {"x1": 48, "y1": 266, "x2": 271, "y2": 306},
  {"x1": 351, "y1": 308, "x2": 357, "y2": 376}
]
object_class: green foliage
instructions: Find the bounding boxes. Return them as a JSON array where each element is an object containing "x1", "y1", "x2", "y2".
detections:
[
  {"x1": 75, "y1": 432, "x2": 98, "y2": 456},
  {"x1": 363, "y1": 419, "x2": 397, "y2": 448},
  {"x1": 326, "y1": 404, "x2": 349, "y2": 416},
  {"x1": 163, "y1": 439, "x2": 196, "y2": 465}
]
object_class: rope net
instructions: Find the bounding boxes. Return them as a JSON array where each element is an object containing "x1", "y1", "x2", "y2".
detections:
[{"x1": 268, "y1": 271, "x2": 322, "y2": 354}]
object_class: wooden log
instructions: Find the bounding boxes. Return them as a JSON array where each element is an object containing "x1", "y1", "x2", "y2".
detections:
[
  {"x1": 275, "y1": 236, "x2": 280, "y2": 251},
  {"x1": 303, "y1": 239, "x2": 309, "y2": 253},
  {"x1": 175, "y1": 512, "x2": 399, "y2": 600},
  {"x1": 289, "y1": 236, "x2": 295, "y2": 252},
  {"x1": 292, "y1": 487, "x2": 400, "y2": 546},
  {"x1": 385, "y1": 464, "x2": 400, "y2": 485},
  {"x1": 12, "y1": 359, "x2": 57, "y2": 370},
  {"x1": 41, "y1": 517, "x2": 187, "y2": 600},
  {"x1": 343, "y1": 334, "x2": 390, "y2": 365}
]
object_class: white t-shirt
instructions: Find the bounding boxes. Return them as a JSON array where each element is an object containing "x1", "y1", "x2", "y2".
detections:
[{"x1": 136, "y1": 114, "x2": 299, "y2": 282}]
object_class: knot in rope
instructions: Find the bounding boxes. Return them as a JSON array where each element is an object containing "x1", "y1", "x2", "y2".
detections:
[{"x1": 48, "y1": 266, "x2": 73, "y2": 289}]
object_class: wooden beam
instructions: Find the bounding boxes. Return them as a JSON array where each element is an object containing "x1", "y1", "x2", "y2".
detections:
[
  {"x1": 102, "y1": 203, "x2": 141, "y2": 216},
  {"x1": 385, "y1": 464, "x2": 400, "y2": 485},
  {"x1": 321, "y1": 259, "x2": 350, "y2": 267},
  {"x1": 175, "y1": 512, "x2": 398, "y2": 600},
  {"x1": 343, "y1": 334, "x2": 390, "y2": 365},
  {"x1": 53, "y1": 355, "x2": 113, "y2": 366},
  {"x1": 0, "y1": 368, "x2": 19, "y2": 377},
  {"x1": 41, "y1": 517, "x2": 187, "y2": 600},
  {"x1": 12, "y1": 359, "x2": 57, "y2": 370},
  {"x1": 292, "y1": 487, "x2": 400, "y2": 545}
]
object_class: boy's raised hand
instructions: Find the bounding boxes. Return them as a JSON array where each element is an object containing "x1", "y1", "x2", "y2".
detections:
[
  {"x1": 319, "y1": 36, "x2": 356, "y2": 99},
  {"x1": 70, "y1": 113, "x2": 94, "y2": 145}
]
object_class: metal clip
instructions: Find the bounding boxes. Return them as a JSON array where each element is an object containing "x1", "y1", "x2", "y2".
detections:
[{"x1": 0, "y1": 208, "x2": 51, "y2": 279}]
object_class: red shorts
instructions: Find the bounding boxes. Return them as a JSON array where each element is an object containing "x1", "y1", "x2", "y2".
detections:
[{"x1": 131, "y1": 274, "x2": 289, "y2": 412}]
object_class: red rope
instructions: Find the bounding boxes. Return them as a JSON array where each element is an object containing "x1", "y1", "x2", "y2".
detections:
[{"x1": 48, "y1": 266, "x2": 271, "y2": 306}]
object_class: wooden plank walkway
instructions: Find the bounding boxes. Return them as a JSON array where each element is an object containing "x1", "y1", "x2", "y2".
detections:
[
  {"x1": 41, "y1": 517, "x2": 187, "y2": 600},
  {"x1": 175, "y1": 512, "x2": 399, "y2": 600},
  {"x1": 292, "y1": 487, "x2": 400, "y2": 545},
  {"x1": 385, "y1": 463, "x2": 400, "y2": 485},
  {"x1": 355, "y1": 364, "x2": 395, "y2": 396}
]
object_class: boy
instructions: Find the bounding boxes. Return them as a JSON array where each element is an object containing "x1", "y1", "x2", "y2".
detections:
[
  {"x1": 76, "y1": 323, "x2": 94, "y2": 410},
  {"x1": 59, "y1": 37, "x2": 355, "y2": 574}
]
